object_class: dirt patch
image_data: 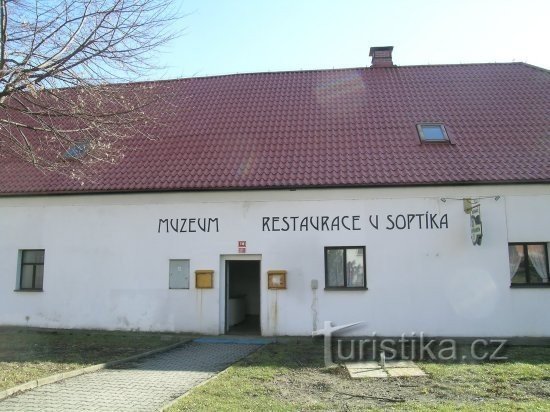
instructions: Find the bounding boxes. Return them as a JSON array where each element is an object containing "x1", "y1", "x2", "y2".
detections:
[
  {"x1": 258, "y1": 341, "x2": 550, "y2": 410},
  {"x1": 275, "y1": 367, "x2": 433, "y2": 407}
]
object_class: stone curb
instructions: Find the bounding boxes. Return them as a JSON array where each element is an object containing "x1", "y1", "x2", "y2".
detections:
[
  {"x1": 0, "y1": 339, "x2": 191, "y2": 402},
  {"x1": 159, "y1": 343, "x2": 267, "y2": 411}
]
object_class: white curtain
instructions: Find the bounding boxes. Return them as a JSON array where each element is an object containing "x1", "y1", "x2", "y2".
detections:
[
  {"x1": 509, "y1": 245, "x2": 523, "y2": 280},
  {"x1": 528, "y1": 246, "x2": 549, "y2": 282}
]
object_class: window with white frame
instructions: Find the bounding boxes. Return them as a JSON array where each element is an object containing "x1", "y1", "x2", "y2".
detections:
[
  {"x1": 325, "y1": 246, "x2": 366, "y2": 289},
  {"x1": 19, "y1": 250, "x2": 45, "y2": 291},
  {"x1": 509, "y1": 243, "x2": 549, "y2": 286}
]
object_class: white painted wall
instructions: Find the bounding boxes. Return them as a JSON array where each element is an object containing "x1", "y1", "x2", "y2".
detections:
[{"x1": 0, "y1": 184, "x2": 549, "y2": 337}]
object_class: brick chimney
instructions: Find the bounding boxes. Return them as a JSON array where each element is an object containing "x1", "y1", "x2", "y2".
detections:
[{"x1": 369, "y1": 46, "x2": 394, "y2": 68}]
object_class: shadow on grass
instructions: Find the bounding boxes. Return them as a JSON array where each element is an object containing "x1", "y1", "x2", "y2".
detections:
[
  {"x1": 0, "y1": 327, "x2": 196, "y2": 391},
  {"x1": 2, "y1": 327, "x2": 549, "y2": 376},
  {"x1": 0, "y1": 327, "x2": 186, "y2": 363},
  {"x1": 166, "y1": 339, "x2": 550, "y2": 412}
]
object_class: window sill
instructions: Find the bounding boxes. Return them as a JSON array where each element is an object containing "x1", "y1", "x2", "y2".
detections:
[
  {"x1": 510, "y1": 283, "x2": 550, "y2": 289},
  {"x1": 14, "y1": 289, "x2": 43, "y2": 292},
  {"x1": 324, "y1": 287, "x2": 368, "y2": 291}
]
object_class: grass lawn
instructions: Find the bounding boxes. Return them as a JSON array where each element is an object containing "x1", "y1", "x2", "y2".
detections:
[
  {"x1": 168, "y1": 340, "x2": 550, "y2": 412},
  {"x1": 0, "y1": 327, "x2": 186, "y2": 391}
]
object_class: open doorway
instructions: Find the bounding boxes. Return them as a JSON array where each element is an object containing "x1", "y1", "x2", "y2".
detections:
[{"x1": 226, "y1": 260, "x2": 261, "y2": 335}]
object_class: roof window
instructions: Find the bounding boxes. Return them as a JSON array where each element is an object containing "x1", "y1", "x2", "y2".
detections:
[
  {"x1": 417, "y1": 124, "x2": 449, "y2": 142},
  {"x1": 63, "y1": 142, "x2": 90, "y2": 159}
]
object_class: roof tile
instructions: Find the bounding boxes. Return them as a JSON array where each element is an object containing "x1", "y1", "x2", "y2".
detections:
[{"x1": 0, "y1": 63, "x2": 549, "y2": 195}]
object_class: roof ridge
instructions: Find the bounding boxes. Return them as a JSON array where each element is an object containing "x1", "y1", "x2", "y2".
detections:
[
  {"x1": 515, "y1": 62, "x2": 550, "y2": 74},
  {"x1": 31, "y1": 62, "x2": 545, "y2": 91},
  {"x1": 123, "y1": 61, "x2": 538, "y2": 87},
  {"x1": 393, "y1": 61, "x2": 528, "y2": 69}
]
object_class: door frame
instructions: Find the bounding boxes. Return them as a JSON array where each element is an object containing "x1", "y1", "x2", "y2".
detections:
[{"x1": 219, "y1": 254, "x2": 262, "y2": 335}]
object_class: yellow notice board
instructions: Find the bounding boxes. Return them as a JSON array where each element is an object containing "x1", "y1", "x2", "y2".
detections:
[
  {"x1": 195, "y1": 270, "x2": 214, "y2": 288},
  {"x1": 268, "y1": 270, "x2": 287, "y2": 289}
]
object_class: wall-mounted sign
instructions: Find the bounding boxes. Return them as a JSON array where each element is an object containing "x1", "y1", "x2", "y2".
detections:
[
  {"x1": 470, "y1": 204, "x2": 482, "y2": 246},
  {"x1": 261, "y1": 213, "x2": 448, "y2": 232},
  {"x1": 268, "y1": 270, "x2": 287, "y2": 289},
  {"x1": 157, "y1": 212, "x2": 451, "y2": 235},
  {"x1": 238, "y1": 240, "x2": 246, "y2": 253},
  {"x1": 158, "y1": 217, "x2": 219, "y2": 233},
  {"x1": 195, "y1": 270, "x2": 214, "y2": 288}
]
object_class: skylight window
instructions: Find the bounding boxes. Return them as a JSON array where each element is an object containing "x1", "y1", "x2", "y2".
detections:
[
  {"x1": 417, "y1": 124, "x2": 449, "y2": 142},
  {"x1": 63, "y1": 142, "x2": 89, "y2": 159}
]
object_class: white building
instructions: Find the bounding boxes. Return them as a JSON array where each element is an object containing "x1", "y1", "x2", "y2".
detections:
[{"x1": 1, "y1": 48, "x2": 549, "y2": 337}]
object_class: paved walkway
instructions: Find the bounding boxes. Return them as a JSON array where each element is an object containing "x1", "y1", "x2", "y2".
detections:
[{"x1": 0, "y1": 341, "x2": 261, "y2": 412}]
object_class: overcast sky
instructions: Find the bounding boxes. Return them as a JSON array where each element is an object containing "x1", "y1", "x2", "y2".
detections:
[{"x1": 153, "y1": 0, "x2": 549, "y2": 79}]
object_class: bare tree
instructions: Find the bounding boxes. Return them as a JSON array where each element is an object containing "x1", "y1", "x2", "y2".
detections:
[{"x1": 0, "y1": 0, "x2": 181, "y2": 179}]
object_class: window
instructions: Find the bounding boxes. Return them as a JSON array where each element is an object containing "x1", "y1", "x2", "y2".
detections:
[
  {"x1": 325, "y1": 246, "x2": 366, "y2": 289},
  {"x1": 417, "y1": 124, "x2": 449, "y2": 142},
  {"x1": 509, "y1": 243, "x2": 549, "y2": 286},
  {"x1": 19, "y1": 250, "x2": 45, "y2": 291},
  {"x1": 169, "y1": 259, "x2": 190, "y2": 289},
  {"x1": 63, "y1": 142, "x2": 89, "y2": 159}
]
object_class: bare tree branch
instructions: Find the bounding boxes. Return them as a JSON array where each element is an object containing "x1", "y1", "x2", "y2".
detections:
[{"x1": 0, "y1": 0, "x2": 182, "y2": 180}]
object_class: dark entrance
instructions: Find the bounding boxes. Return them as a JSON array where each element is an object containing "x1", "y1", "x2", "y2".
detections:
[{"x1": 225, "y1": 260, "x2": 261, "y2": 335}]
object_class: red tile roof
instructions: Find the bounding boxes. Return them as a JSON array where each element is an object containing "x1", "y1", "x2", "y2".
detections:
[{"x1": 1, "y1": 62, "x2": 549, "y2": 195}]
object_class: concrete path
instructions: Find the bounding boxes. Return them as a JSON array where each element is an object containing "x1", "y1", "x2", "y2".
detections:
[{"x1": 0, "y1": 341, "x2": 261, "y2": 412}]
